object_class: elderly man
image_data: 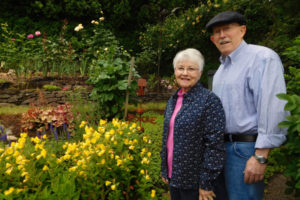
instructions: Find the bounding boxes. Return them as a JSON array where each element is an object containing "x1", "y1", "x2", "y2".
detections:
[{"x1": 206, "y1": 11, "x2": 288, "y2": 200}]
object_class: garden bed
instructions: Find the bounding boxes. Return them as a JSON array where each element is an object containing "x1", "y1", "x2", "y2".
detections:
[{"x1": 0, "y1": 107, "x2": 295, "y2": 200}]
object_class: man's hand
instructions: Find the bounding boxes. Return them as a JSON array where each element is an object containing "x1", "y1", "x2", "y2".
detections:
[
  {"x1": 244, "y1": 148, "x2": 270, "y2": 184},
  {"x1": 199, "y1": 189, "x2": 216, "y2": 200},
  {"x1": 161, "y1": 176, "x2": 169, "y2": 184}
]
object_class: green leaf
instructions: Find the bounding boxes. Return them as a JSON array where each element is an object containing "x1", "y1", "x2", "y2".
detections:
[
  {"x1": 278, "y1": 121, "x2": 292, "y2": 128},
  {"x1": 117, "y1": 80, "x2": 128, "y2": 90},
  {"x1": 277, "y1": 93, "x2": 290, "y2": 101}
]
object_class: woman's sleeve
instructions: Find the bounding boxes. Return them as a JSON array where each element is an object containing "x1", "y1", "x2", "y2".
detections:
[{"x1": 199, "y1": 93, "x2": 226, "y2": 190}]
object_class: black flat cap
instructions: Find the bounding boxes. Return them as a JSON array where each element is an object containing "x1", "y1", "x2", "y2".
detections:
[{"x1": 205, "y1": 11, "x2": 246, "y2": 32}]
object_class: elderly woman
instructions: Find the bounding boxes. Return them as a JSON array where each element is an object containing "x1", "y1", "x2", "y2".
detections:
[{"x1": 161, "y1": 48, "x2": 225, "y2": 200}]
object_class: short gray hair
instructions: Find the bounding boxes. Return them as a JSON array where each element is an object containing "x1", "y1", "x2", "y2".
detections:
[{"x1": 173, "y1": 48, "x2": 204, "y2": 72}]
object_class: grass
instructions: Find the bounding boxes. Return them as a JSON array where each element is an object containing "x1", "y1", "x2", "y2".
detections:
[
  {"x1": 0, "y1": 105, "x2": 29, "y2": 114},
  {"x1": 128, "y1": 101, "x2": 166, "y2": 112}
]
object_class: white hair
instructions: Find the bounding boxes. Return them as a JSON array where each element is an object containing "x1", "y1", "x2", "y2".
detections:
[{"x1": 173, "y1": 48, "x2": 204, "y2": 72}]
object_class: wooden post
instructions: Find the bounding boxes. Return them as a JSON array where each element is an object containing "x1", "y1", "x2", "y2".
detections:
[{"x1": 123, "y1": 57, "x2": 135, "y2": 121}]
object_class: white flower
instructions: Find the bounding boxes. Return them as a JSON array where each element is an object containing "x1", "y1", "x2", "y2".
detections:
[{"x1": 74, "y1": 24, "x2": 84, "y2": 32}]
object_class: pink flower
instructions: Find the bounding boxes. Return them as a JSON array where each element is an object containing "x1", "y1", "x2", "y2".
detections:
[
  {"x1": 27, "y1": 34, "x2": 34, "y2": 39},
  {"x1": 62, "y1": 87, "x2": 69, "y2": 91},
  {"x1": 167, "y1": 85, "x2": 173, "y2": 90},
  {"x1": 11, "y1": 38, "x2": 16, "y2": 42},
  {"x1": 35, "y1": 31, "x2": 41, "y2": 37}
]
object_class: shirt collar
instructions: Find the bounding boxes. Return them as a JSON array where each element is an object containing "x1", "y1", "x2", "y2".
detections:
[{"x1": 219, "y1": 40, "x2": 247, "y2": 65}]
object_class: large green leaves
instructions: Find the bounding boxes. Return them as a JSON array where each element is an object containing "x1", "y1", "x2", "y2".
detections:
[{"x1": 87, "y1": 45, "x2": 139, "y2": 119}]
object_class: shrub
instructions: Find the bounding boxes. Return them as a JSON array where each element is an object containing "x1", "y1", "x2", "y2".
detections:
[
  {"x1": 272, "y1": 34, "x2": 300, "y2": 198},
  {"x1": 0, "y1": 119, "x2": 158, "y2": 199},
  {"x1": 87, "y1": 45, "x2": 139, "y2": 120}
]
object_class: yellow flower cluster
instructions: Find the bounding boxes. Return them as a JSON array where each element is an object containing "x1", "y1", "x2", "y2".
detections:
[{"x1": 0, "y1": 118, "x2": 154, "y2": 197}]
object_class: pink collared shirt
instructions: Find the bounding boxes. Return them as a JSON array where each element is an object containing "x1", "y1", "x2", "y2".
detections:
[{"x1": 167, "y1": 89, "x2": 184, "y2": 178}]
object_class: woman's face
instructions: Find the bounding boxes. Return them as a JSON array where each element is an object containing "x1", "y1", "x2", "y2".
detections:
[{"x1": 175, "y1": 60, "x2": 202, "y2": 93}]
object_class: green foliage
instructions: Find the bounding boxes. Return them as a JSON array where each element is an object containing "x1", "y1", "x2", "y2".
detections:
[
  {"x1": 282, "y1": 35, "x2": 300, "y2": 94},
  {"x1": 140, "y1": 112, "x2": 165, "y2": 187},
  {"x1": 87, "y1": 46, "x2": 139, "y2": 120},
  {"x1": 0, "y1": 23, "x2": 43, "y2": 76},
  {"x1": 264, "y1": 148, "x2": 285, "y2": 184},
  {"x1": 42, "y1": 84, "x2": 61, "y2": 91},
  {"x1": 136, "y1": 1, "x2": 225, "y2": 81},
  {"x1": 273, "y1": 36, "x2": 300, "y2": 197},
  {"x1": 275, "y1": 93, "x2": 300, "y2": 197}
]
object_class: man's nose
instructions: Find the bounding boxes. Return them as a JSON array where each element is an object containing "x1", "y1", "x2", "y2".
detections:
[{"x1": 219, "y1": 30, "x2": 226, "y2": 37}]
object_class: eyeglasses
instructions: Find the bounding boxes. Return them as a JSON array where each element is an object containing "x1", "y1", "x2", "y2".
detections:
[{"x1": 175, "y1": 66, "x2": 199, "y2": 73}]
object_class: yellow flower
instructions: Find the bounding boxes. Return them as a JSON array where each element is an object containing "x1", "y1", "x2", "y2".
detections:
[
  {"x1": 101, "y1": 159, "x2": 106, "y2": 164},
  {"x1": 145, "y1": 175, "x2": 150, "y2": 180},
  {"x1": 141, "y1": 157, "x2": 150, "y2": 164},
  {"x1": 140, "y1": 169, "x2": 145, "y2": 174},
  {"x1": 129, "y1": 145, "x2": 135, "y2": 150},
  {"x1": 20, "y1": 133, "x2": 28, "y2": 138},
  {"x1": 69, "y1": 166, "x2": 78, "y2": 172},
  {"x1": 99, "y1": 17, "x2": 105, "y2": 21},
  {"x1": 18, "y1": 165, "x2": 24, "y2": 170},
  {"x1": 4, "y1": 187, "x2": 15, "y2": 196},
  {"x1": 6, "y1": 163, "x2": 12, "y2": 168},
  {"x1": 42, "y1": 165, "x2": 49, "y2": 171},
  {"x1": 42, "y1": 134, "x2": 47, "y2": 139},
  {"x1": 117, "y1": 159, "x2": 123, "y2": 166},
  {"x1": 151, "y1": 189, "x2": 156, "y2": 198},
  {"x1": 21, "y1": 171, "x2": 28, "y2": 177},
  {"x1": 147, "y1": 152, "x2": 152, "y2": 157},
  {"x1": 41, "y1": 149, "x2": 47, "y2": 158},
  {"x1": 5, "y1": 167, "x2": 13, "y2": 175},
  {"x1": 142, "y1": 136, "x2": 148, "y2": 143},
  {"x1": 79, "y1": 121, "x2": 87, "y2": 128},
  {"x1": 111, "y1": 184, "x2": 116, "y2": 190},
  {"x1": 105, "y1": 181, "x2": 112, "y2": 186},
  {"x1": 99, "y1": 119, "x2": 107, "y2": 126},
  {"x1": 36, "y1": 154, "x2": 42, "y2": 160},
  {"x1": 31, "y1": 136, "x2": 41, "y2": 144},
  {"x1": 6, "y1": 147, "x2": 14, "y2": 155}
]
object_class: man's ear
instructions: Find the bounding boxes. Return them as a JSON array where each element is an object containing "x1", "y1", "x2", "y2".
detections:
[
  {"x1": 210, "y1": 35, "x2": 215, "y2": 43},
  {"x1": 240, "y1": 25, "x2": 247, "y2": 38}
]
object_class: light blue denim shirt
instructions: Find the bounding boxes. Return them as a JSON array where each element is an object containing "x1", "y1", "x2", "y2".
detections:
[{"x1": 213, "y1": 40, "x2": 288, "y2": 148}]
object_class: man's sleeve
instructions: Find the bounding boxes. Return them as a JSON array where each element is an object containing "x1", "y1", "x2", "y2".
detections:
[{"x1": 250, "y1": 52, "x2": 288, "y2": 148}]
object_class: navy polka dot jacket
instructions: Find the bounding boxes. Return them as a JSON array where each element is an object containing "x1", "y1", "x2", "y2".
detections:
[{"x1": 161, "y1": 81, "x2": 226, "y2": 191}]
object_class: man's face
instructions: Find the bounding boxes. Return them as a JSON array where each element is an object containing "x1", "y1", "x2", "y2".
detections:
[{"x1": 210, "y1": 23, "x2": 246, "y2": 56}]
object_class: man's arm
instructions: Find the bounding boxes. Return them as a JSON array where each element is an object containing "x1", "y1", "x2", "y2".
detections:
[{"x1": 245, "y1": 50, "x2": 288, "y2": 184}]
